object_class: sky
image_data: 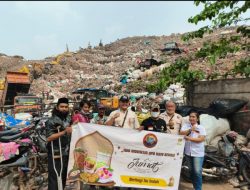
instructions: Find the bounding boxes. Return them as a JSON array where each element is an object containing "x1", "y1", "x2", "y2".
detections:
[{"x1": 0, "y1": 1, "x2": 249, "y2": 60}]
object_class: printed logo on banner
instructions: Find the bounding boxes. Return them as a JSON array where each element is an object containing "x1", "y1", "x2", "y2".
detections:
[{"x1": 143, "y1": 133, "x2": 158, "y2": 148}]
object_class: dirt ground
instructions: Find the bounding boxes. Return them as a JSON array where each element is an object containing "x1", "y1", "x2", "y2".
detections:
[{"x1": 179, "y1": 179, "x2": 240, "y2": 190}]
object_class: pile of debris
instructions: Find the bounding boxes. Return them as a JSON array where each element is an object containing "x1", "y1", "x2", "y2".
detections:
[{"x1": 0, "y1": 27, "x2": 248, "y2": 99}]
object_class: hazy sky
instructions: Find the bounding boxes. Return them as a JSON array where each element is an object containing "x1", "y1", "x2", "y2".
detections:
[{"x1": 0, "y1": 1, "x2": 249, "y2": 60}]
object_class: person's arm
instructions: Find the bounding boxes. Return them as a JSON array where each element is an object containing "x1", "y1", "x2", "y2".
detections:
[
  {"x1": 46, "y1": 119, "x2": 72, "y2": 142},
  {"x1": 179, "y1": 128, "x2": 191, "y2": 135},
  {"x1": 185, "y1": 135, "x2": 205, "y2": 143},
  {"x1": 47, "y1": 129, "x2": 67, "y2": 142},
  {"x1": 137, "y1": 125, "x2": 144, "y2": 131},
  {"x1": 105, "y1": 112, "x2": 119, "y2": 126},
  {"x1": 134, "y1": 114, "x2": 140, "y2": 129},
  {"x1": 163, "y1": 121, "x2": 167, "y2": 133},
  {"x1": 105, "y1": 117, "x2": 115, "y2": 126},
  {"x1": 179, "y1": 123, "x2": 191, "y2": 135},
  {"x1": 138, "y1": 119, "x2": 147, "y2": 131},
  {"x1": 72, "y1": 114, "x2": 80, "y2": 123}
]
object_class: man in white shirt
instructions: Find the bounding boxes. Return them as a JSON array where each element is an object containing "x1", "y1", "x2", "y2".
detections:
[{"x1": 105, "y1": 95, "x2": 140, "y2": 129}]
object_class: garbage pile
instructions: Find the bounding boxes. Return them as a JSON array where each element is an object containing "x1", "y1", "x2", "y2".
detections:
[
  {"x1": 0, "y1": 27, "x2": 246, "y2": 99},
  {"x1": 178, "y1": 99, "x2": 249, "y2": 148}
]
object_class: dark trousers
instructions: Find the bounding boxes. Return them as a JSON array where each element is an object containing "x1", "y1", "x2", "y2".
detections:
[{"x1": 48, "y1": 153, "x2": 69, "y2": 190}]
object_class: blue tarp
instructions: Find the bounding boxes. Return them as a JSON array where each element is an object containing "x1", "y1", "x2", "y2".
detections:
[{"x1": 0, "y1": 113, "x2": 30, "y2": 127}]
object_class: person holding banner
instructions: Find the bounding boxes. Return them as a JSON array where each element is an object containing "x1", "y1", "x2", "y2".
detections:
[
  {"x1": 105, "y1": 95, "x2": 140, "y2": 129},
  {"x1": 180, "y1": 111, "x2": 206, "y2": 190},
  {"x1": 139, "y1": 103, "x2": 167, "y2": 133},
  {"x1": 46, "y1": 97, "x2": 72, "y2": 190}
]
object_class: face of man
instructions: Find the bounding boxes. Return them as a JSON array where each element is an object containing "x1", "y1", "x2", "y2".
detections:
[
  {"x1": 151, "y1": 108, "x2": 160, "y2": 119},
  {"x1": 98, "y1": 108, "x2": 105, "y2": 116},
  {"x1": 119, "y1": 100, "x2": 129, "y2": 111},
  {"x1": 166, "y1": 102, "x2": 176, "y2": 115},
  {"x1": 56, "y1": 103, "x2": 69, "y2": 117}
]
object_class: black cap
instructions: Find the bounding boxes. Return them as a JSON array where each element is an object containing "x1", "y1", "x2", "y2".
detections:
[
  {"x1": 57, "y1": 97, "x2": 69, "y2": 105},
  {"x1": 119, "y1": 95, "x2": 129, "y2": 102},
  {"x1": 98, "y1": 104, "x2": 105, "y2": 109}
]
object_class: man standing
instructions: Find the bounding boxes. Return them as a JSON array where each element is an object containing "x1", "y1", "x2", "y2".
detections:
[
  {"x1": 46, "y1": 97, "x2": 72, "y2": 190},
  {"x1": 105, "y1": 95, "x2": 140, "y2": 129},
  {"x1": 139, "y1": 103, "x2": 167, "y2": 133},
  {"x1": 90, "y1": 104, "x2": 108, "y2": 125},
  {"x1": 160, "y1": 100, "x2": 182, "y2": 135}
]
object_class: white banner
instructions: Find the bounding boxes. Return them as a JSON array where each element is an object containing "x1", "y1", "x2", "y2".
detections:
[{"x1": 66, "y1": 123, "x2": 185, "y2": 190}]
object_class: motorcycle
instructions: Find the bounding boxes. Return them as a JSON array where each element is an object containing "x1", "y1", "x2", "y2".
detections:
[
  {"x1": 181, "y1": 131, "x2": 250, "y2": 183},
  {"x1": 0, "y1": 120, "x2": 48, "y2": 189}
]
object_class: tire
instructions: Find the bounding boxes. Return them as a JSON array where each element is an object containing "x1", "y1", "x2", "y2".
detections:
[
  {"x1": 181, "y1": 157, "x2": 192, "y2": 182},
  {"x1": 242, "y1": 164, "x2": 250, "y2": 183}
]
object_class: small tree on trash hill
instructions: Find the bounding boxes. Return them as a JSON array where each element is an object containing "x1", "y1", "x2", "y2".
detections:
[{"x1": 182, "y1": 1, "x2": 249, "y2": 77}]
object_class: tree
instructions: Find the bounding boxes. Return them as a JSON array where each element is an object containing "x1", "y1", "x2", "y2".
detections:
[
  {"x1": 182, "y1": 1, "x2": 249, "y2": 41},
  {"x1": 149, "y1": 1, "x2": 249, "y2": 94},
  {"x1": 182, "y1": 1, "x2": 249, "y2": 77}
]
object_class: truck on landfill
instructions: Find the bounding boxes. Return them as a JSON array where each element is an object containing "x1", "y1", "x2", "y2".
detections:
[
  {"x1": 0, "y1": 71, "x2": 42, "y2": 116},
  {"x1": 136, "y1": 57, "x2": 162, "y2": 70},
  {"x1": 161, "y1": 42, "x2": 188, "y2": 54},
  {"x1": 72, "y1": 88, "x2": 119, "y2": 114},
  {"x1": 13, "y1": 95, "x2": 42, "y2": 116}
]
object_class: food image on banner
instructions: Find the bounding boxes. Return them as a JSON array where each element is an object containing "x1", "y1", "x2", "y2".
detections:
[
  {"x1": 66, "y1": 123, "x2": 185, "y2": 190},
  {"x1": 67, "y1": 131, "x2": 115, "y2": 186}
]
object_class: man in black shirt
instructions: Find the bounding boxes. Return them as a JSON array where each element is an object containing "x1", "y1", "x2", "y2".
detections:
[
  {"x1": 46, "y1": 97, "x2": 72, "y2": 190},
  {"x1": 140, "y1": 103, "x2": 167, "y2": 133}
]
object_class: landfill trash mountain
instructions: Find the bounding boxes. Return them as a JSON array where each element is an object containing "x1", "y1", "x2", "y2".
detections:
[{"x1": 0, "y1": 26, "x2": 248, "y2": 101}]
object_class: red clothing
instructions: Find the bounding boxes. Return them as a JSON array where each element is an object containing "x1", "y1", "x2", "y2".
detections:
[{"x1": 72, "y1": 113, "x2": 90, "y2": 123}]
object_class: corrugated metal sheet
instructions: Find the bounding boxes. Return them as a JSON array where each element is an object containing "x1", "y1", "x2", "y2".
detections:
[{"x1": 6, "y1": 72, "x2": 30, "y2": 84}]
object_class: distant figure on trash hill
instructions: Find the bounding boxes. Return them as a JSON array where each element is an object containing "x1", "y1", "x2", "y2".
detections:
[
  {"x1": 72, "y1": 100, "x2": 91, "y2": 123},
  {"x1": 105, "y1": 95, "x2": 140, "y2": 129}
]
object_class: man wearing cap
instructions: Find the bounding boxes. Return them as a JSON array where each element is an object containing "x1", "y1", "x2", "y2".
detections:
[
  {"x1": 90, "y1": 104, "x2": 108, "y2": 125},
  {"x1": 105, "y1": 95, "x2": 140, "y2": 129},
  {"x1": 139, "y1": 103, "x2": 167, "y2": 133},
  {"x1": 46, "y1": 97, "x2": 72, "y2": 190},
  {"x1": 160, "y1": 100, "x2": 183, "y2": 134}
]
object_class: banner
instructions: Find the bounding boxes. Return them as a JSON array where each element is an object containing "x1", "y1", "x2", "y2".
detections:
[{"x1": 66, "y1": 123, "x2": 185, "y2": 190}]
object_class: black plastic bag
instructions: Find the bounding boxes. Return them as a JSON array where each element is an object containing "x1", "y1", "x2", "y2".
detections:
[
  {"x1": 176, "y1": 106, "x2": 209, "y2": 117},
  {"x1": 208, "y1": 98, "x2": 248, "y2": 118}
]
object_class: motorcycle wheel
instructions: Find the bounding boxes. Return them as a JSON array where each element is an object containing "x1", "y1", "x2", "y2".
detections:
[
  {"x1": 242, "y1": 164, "x2": 250, "y2": 183},
  {"x1": 181, "y1": 158, "x2": 192, "y2": 182}
]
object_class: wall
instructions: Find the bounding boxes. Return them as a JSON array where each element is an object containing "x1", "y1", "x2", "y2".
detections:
[{"x1": 186, "y1": 78, "x2": 250, "y2": 108}]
